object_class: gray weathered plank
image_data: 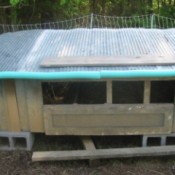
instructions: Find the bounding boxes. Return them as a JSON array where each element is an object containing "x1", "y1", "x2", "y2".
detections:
[
  {"x1": 32, "y1": 145, "x2": 175, "y2": 162},
  {"x1": 41, "y1": 56, "x2": 175, "y2": 67},
  {"x1": 44, "y1": 104, "x2": 173, "y2": 135},
  {"x1": 106, "y1": 81, "x2": 112, "y2": 104},
  {"x1": 144, "y1": 81, "x2": 151, "y2": 104}
]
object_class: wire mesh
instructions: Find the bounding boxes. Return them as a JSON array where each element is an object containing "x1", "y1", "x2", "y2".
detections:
[{"x1": 0, "y1": 14, "x2": 175, "y2": 34}]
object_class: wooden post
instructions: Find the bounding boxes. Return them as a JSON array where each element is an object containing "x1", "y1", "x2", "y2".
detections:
[
  {"x1": 144, "y1": 81, "x2": 151, "y2": 104},
  {"x1": 172, "y1": 89, "x2": 175, "y2": 132},
  {"x1": 106, "y1": 80, "x2": 112, "y2": 104},
  {"x1": 80, "y1": 136, "x2": 100, "y2": 166}
]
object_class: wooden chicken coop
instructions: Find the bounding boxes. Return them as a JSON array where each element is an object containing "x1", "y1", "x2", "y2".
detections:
[{"x1": 0, "y1": 27, "x2": 175, "y2": 161}]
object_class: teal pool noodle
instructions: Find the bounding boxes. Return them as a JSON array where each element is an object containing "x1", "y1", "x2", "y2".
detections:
[
  {"x1": 100, "y1": 70, "x2": 175, "y2": 78},
  {"x1": 0, "y1": 71, "x2": 101, "y2": 80},
  {"x1": 0, "y1": 70, "x2": 174, "y2": 79}
]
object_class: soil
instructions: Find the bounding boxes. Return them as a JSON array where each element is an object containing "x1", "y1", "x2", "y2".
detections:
[{"x1": 1, "y1": 135, "x2": 175, "y2": 175}]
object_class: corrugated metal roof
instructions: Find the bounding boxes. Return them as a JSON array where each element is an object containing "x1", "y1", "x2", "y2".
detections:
[{"x1": 0, "y1": 28, "x2": 175, "y2": 72}]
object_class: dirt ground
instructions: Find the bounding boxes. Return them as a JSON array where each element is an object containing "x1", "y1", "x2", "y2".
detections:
[
  {"x1": 1, "y1": 151, "x2": 175, "y2": 175},
  {"x1": 1, "y1": 135, "x2": 175, "y2": 175}
]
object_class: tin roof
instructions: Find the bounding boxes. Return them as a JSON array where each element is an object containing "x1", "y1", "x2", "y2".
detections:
[{"x1": 0, "y1": 28, "x2": 175, "y2": 79}]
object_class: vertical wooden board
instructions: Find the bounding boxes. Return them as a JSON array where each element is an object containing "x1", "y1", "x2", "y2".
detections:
[
  {"x1": 106, "y1": 80, "x2": 112, "y2": 104},
  {"x1": 4, "y1": 80, "x2": 20, "y2": 132},
  {"x1": 81, "y1": 136, "x2": 100, "y2": 166},
  {"x1": 172, "y1": 91, "x2": 175, "y2": 132},
  {"x1": 0, "y1": 81, "x2": 8, "y2": 130},
  {"x1": 144, "y1": 81, "x2": 151, "y2": 104},
  {"x1": 15, "y1": 80, "x2": 29, "y2": 131},
  {"x1": 25, "y1": 80, "x2": 44, "y2": 132}
]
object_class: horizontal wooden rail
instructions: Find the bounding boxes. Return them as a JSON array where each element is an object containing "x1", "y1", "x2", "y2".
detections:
[{"x1": 33, "y1": 145, "x2": 175, "y2": 162}]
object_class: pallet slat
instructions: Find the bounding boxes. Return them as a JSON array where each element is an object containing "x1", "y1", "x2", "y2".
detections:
[{"x1": 32, "y1": 146, "x2": 175, "y2": 162}]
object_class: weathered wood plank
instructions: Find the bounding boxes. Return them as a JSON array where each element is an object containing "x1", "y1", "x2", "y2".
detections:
[
  {"x1": 25, "y1": 80, "x2": 44, "y2": 132},
  {"x1": 172, "y1": 90, "x2": 175, "y2": 132},
  {"x1": 81, "y1": 137, "x2": 100, "y2": 166},
  {"x1": 106, "y1": 81, "x2": 112, "y2": 104},
  {"x1": 41, "y1": 56, "x2": 175, "y2": 67},
  {"x1": 144, "y1": 81, "x2": 151, "y2": 104},
  {"x1": 0, "y1": 81, "x2": 8, "y2": 130},
  {"x1": 15, "y1": 80, "x2": 29, "y2": 131},
  {"x1": 32, "y1": 145, "x2": 175, "y2": 162},
  {"x1": 44, "y1": 104, "x2": 173, "y2": 135},
  {"x1": 4, "y1": 80, "x2": 20, "y2": 132}
]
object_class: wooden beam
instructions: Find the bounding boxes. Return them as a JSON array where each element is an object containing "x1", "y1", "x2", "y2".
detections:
[
  {"x1": 81, "y1": 137, "x2": 100, "y2": 166},
  {"x1": 106, "y1": 81, "x2": 112, "y2": 104},
  {"x1": 32, "y1": 145, "x2": 175, "y2": 162},
  {"x1": 144, "y1": 81, "x2": 151, "y2": 104},
  {"x1": 40, "y1": 56, "x2": 175, "y2": 67}
]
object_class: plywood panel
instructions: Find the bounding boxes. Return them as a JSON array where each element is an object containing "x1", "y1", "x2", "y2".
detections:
[
  {"x1": 0, "y1": 81, "x2": 8, "y2": 130},
  {"x1": 15, "y1": 80, "x2": 29, "y2": 131},
  {"x1": 25, "y1": 80, "x2": 44, "y2": 132},
  {"x1": 4, "y1": 80, "x2": 20, "y2": 132},
  {"x1": 44, "y1": 104, "x2": 173, "y2": 135}
]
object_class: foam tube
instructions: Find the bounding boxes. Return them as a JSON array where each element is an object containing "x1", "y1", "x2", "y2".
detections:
[
  {"x1": 100, "y1": 70, "x2": 175, "y2": 78},
  {"x1": 0, "y1": 70, "x2": 174, "y2": 79},
  {"x1": 0, "y1": 71, "x2": 101, "y2": 80}
]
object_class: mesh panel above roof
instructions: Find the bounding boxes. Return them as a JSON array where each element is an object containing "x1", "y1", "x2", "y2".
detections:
[{"x1": 0, "y1": 28, "x2": 175, "y2": 73}]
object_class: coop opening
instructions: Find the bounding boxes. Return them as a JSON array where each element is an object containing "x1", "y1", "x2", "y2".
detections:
[
  {"x1": 150, "y1": 81, "x2": 175, "y2": 103},
  {"x1": 14, "y1": 138, "x2": 26, "y2": 149},
  {"x1": 147, "y1": 137, "x2": 161, "y2": 146},
  {"x1": 0, "y1": 137, "x2": 9, "y2": 147},
  {"x1": 166, "y1": 137, "x2": 175, "y2": 145},
  {"x1": 112, "y1": 81, "x2": 144, "y2": 104},
  {"x1": 42, "y1": 82, "x2": 106, "y2": 104}
]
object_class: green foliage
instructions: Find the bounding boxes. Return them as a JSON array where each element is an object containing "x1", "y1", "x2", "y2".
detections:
[
  {"x1": 10, "y1": 0, "x2": 20, "y2": 6},
  {"x1": 0, "y1": 0, "x2": 175, "y2": 24}
]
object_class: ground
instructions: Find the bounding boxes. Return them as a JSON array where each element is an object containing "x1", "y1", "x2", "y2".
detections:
[
  {"x1": 0, "y1": 151, "x2": 175, "y2": 175},
  {"x1": 1, "y1": 134, "x2": 175, "y2": 175}
]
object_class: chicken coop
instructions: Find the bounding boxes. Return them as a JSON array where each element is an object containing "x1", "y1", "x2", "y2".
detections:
[{"x1": 0, "y1": 14, "x2": 175, "y2": 161}]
